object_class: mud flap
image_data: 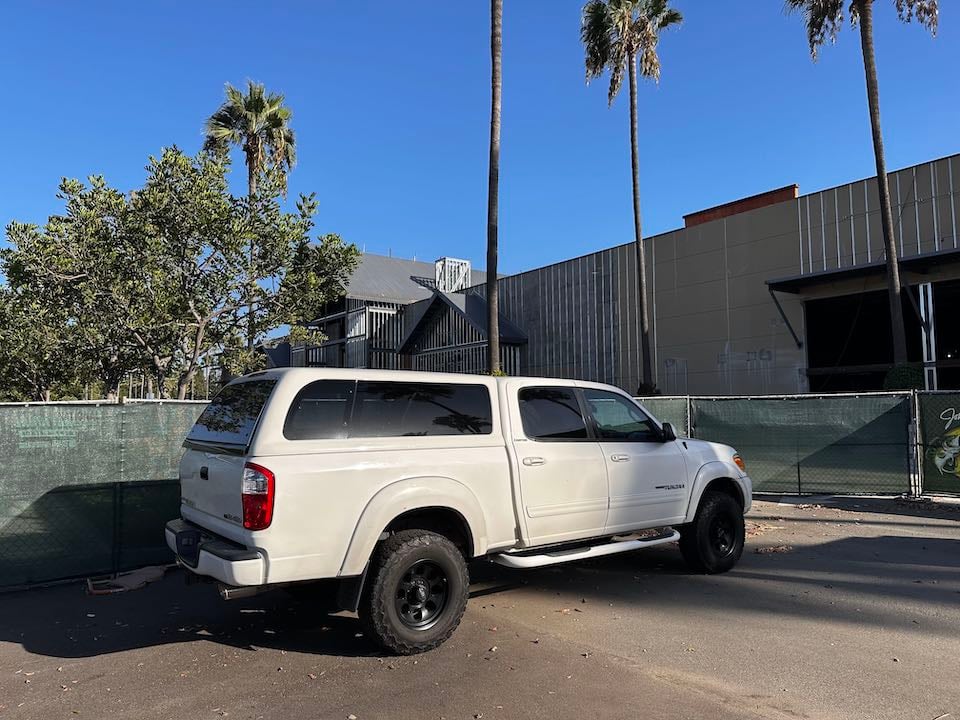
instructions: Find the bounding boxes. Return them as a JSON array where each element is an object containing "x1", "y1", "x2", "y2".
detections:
[{"x1": 336, "y1": 565, "x2": 369, "y2": 613}]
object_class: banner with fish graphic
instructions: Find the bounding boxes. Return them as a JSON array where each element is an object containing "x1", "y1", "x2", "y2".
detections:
[{"x1": 918, "y1": 393, "x2": 960, "y2": 494}]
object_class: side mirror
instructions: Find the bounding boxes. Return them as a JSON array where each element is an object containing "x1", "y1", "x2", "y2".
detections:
[{"x1": 661, "y1": 422, "x2": 677, "y2": 443}]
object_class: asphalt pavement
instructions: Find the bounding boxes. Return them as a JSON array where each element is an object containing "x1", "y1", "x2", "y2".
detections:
[{"x1": 1, "y1": 498, "x2": 958, "y2": 720}]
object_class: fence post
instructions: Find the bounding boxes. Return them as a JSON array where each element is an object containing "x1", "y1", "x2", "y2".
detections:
[{"x1": 912, "y1": 390, "x2": 923, "y2": 497}]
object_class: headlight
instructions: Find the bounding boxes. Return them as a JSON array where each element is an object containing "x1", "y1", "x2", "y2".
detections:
[{"x1": 733, "y1": 453, "x2": 746, "y2": 473}]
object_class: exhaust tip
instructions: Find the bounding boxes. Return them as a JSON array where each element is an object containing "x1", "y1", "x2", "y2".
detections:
[{"x1": 218, "y1": 583, "x2": 262, "y2": 601}]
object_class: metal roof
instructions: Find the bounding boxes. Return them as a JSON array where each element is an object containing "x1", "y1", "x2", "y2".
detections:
[
  {"x1": 767, "y1": 246, "x2": 960, "y2": 293},
  {"x1": 345, "y1": 253, "x2": 489, "y2": 304}
]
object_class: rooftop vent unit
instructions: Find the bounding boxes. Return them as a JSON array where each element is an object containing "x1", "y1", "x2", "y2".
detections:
[{"x1": 435, "y1": 257, "x2": 472, "y2": 292}]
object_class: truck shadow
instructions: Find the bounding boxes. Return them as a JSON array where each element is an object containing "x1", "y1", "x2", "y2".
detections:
[
  {"x1": 471, "y1": 533, "x2": 960, "y2": 636},
  {"x1": 0, "y1": 530, "x2": 957, "y2": 660}
]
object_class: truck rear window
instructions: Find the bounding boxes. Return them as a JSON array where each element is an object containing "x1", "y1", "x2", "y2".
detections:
[
  {"x1": 282, "y1": 380, "x2": 494, "y2": 440},
  {"x1": 187, "y1": 379, "x2": 277, "y2": 448},
  {"x1": 351, "y1": 382, "x2": 493, "y2": 437}
]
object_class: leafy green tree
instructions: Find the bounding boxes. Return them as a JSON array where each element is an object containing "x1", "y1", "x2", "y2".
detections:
[
  {"x1": 581, "y1": 0, "x2": 681, "y2": 393},
  {"x1": 4, "y1": 181, "x2": 143, "y2": 398},
  {"x1": 3, "y1": 148, "x2": 357, "y2": 399},
  {"x1": 203, "y1": 80, "x2": 297, "y2": 352},
  {"x1": 486, "y1": 0, "x2": 503, "y2": 374},
  {"x1": 785, "y1": 0, "x2": 938, "y2": 367},
  {"x1": 0, "y1": 286, "x2": 80, "y2": 401}
]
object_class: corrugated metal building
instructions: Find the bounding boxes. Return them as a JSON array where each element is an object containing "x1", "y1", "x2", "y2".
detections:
[{"x1": 289, "y1": 152, "x2": 960, "y2": 395}]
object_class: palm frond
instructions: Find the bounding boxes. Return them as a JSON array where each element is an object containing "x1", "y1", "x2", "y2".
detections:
[
  {"x1": 582, "y1": 0, "x2": 680, "y2": 101},
  {"x1": 657, "y1": 8, "x2": 683, "y2": 29},
  {"x1": 895, "y1": 0, "x2": 939, "y2": 34},
  {"x1": 606, "y1": 48, "x2": 626, "y2": 105},
  {"x1": 582, "y1": 0, "x2": 613, "y2": 80},
  {"x1": 203, "y1": 79, "x2": 297, "y2": 190},
  {"x1": 784, "y1": 0, "x2": 845, "y2": 59}
]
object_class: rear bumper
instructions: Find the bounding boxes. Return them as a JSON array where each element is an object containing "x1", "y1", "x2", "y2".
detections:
[{"x1": 165, "y1": 519, "x2": 266, "y2": 586}]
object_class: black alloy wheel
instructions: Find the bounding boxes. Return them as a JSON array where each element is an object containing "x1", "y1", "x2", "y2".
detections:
[{"x1": 394, "y1": 559, "x2": 449, "y2": 630}]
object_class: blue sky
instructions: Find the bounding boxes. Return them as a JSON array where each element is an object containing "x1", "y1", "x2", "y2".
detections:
[{"x1": 1, "y1": 1, "x2": 957, "y2": 275}]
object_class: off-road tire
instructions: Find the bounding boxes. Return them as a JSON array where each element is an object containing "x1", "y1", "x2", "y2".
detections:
[
  {"x1": 358, "y1": 530, "x2": 469, "y2": 655},
  {"x1": 679, "y1": 491, "x2": 745, "y2": 574}
]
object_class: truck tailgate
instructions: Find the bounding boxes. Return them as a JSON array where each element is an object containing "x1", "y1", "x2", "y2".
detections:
[{"x1": 179, "y1": 447, "x2": 246, "y2": 530}]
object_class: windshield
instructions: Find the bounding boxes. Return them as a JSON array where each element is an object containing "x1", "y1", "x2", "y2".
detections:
[{"x1": 187, "y1": 379, "x2": 277, "y2": 448}]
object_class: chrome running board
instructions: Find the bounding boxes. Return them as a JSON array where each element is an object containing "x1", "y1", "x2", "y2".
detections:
[{"x1": 490, "y1": 530, "x2": 680, "y2": 569}]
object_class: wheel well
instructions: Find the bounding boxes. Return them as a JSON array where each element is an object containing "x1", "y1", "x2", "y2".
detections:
[
  {"x1": 703, "y1": 477, "x2": 745, "y2": 510},
  {"x1": 385, "y1": 507, "x2": 474, "y2": 558}
]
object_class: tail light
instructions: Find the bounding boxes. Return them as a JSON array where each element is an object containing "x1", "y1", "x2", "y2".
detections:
[{"x1": 242, "y1": 462, "x2": 275, "y2": 530}]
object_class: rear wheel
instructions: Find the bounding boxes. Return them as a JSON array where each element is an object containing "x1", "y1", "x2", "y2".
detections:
[
  {"x1": 679, "y1": 491, "x2": 744, "y2": 574},
  {"x1": 358, "y1": 529, "x2": 469, "y2": 654}
]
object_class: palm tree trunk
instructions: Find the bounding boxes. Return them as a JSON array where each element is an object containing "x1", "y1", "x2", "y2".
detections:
[
  {"x1": 246, "y1": 150, "x2": 258, "y2": 354},
  {"x1": 856, "y1": 0, "x2": 908, "y2": 366},
  {"x1": 628, "y1": 54, "x2": 654, "y2": 391},
  {"x1": 486, "y1": 0, "x2": 503, "y2": 375}
]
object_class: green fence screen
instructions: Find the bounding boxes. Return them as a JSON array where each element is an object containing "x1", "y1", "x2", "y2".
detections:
[
  {"x1": 0, "y1": 402, "x2": 205, "y2": 588},
  {"x1": 637, "y1": 397, "x2": 690, "y2": 436},
  {"x1": 690, "y1": 395, "x2": 912, "y2": 494},
  {"x1": 0, "y1": 392, "x2": 934, "y2": 590},
  {"x1": 917, "y1": 392, "x2": 960, "y2": 495}
]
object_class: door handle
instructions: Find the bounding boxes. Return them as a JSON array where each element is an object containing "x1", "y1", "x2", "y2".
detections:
[
  {"x1": 522, "y1": 456, "x2": 546, "y2": 467},
  {"x1": 610, "y1": 454, "x2": 630, "y2": 463}
]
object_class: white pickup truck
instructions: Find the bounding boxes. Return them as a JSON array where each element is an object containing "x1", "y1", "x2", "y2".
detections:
[{"x1": 167, "y1": 368, "x2": 751, "y2": 654}]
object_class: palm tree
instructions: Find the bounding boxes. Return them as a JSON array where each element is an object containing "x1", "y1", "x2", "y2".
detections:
[
  {"x1": 581, "y1": 0, "x2": 681, "y2": 393},
  {"x1": 786, "y1": 0, "x2": 938, "y2": 369},
  {"x1": 203, "y1": 80, "x2": 297, "y2": 351},
  {"x1": 486, "y1": 0, "x2": 503, "y2": 375}
]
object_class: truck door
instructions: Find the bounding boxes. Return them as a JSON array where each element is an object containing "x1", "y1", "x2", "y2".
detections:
[
  {"x1": 511, "y1": 385, "x2": 609, "y2": 546},
  {"x1": 580, "y1": 388, "x2": 688, "y2": 531}
]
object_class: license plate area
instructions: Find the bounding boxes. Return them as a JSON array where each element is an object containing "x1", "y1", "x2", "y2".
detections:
[{"x1": 175, "y1": 528, "x2": 202, "y2": 568}]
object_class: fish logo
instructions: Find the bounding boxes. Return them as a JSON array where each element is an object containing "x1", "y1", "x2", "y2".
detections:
[{"x1": 929, "y1": 427, "x2": 960, "y2": 478}]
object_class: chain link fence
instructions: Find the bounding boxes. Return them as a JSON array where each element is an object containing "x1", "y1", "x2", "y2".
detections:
[
  {"x1": 640, "y1": 393, "x2": 916, "y2": 495},
  {"x1": 1, "y1": 391, "x2": 956, "y2": 590},
  {"x1": 637, "y1": 397, "x2": 690, "y2": 436},
  {"x1": 690, "y1": 394, "x2": 913, "y2": 495},
  {"x1": 0, "y1": 401, "x2": 205, "y2": 588}
]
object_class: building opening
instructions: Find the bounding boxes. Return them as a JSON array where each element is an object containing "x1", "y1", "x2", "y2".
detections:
[
  {"x1": 934, "y1": 279, "x2": 960, "y2": 389},
  {"x1": 804, "y1": 288, "x2": 924, "y2": 392}
]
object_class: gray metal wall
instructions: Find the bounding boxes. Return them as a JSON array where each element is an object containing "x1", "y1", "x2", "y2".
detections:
[
  {"x1": 495, "y1": 154, "x2": 960, "y2": 395},
  {"x1": 497, "y1": 243, "x2": 645, "y2": 393}
]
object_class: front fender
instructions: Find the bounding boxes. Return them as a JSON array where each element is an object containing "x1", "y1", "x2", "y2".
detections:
[
  {"x1": 338, "y1": 476, "x2": 488, "y2": 576},
  {"x1": 682, "y1": 461, "x2": 751, "y2": 523}
]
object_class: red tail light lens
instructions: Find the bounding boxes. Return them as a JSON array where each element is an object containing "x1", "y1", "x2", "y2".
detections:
[{"x1": 241, "y1": 462, "x2": 275, "y2": 530}]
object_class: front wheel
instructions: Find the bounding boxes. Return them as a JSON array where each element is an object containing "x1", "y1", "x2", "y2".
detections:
[
  {"x1": 678, "y1": 491, "x2": 745, "y2": 574},
  {"x1": 358, "y1": 529, "x2": 469, "y2": 655}
]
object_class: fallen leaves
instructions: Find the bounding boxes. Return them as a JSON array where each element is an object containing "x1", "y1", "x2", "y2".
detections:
[
  {"x1": 746, "y1": 522, "x2": 785, "y2": 538},
  {"x1": 754, "y1": 545, "x2": 793, "y2": 554}
]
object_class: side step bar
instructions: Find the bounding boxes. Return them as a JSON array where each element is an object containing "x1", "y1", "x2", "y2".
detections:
[{"x1": 490, "y1": 530, "x2": 680, "y2": 569}]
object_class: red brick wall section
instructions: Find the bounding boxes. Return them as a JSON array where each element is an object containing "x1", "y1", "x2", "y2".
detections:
[{"x1": 683, "y1": 184, "x2": 799, "y2": 228}]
